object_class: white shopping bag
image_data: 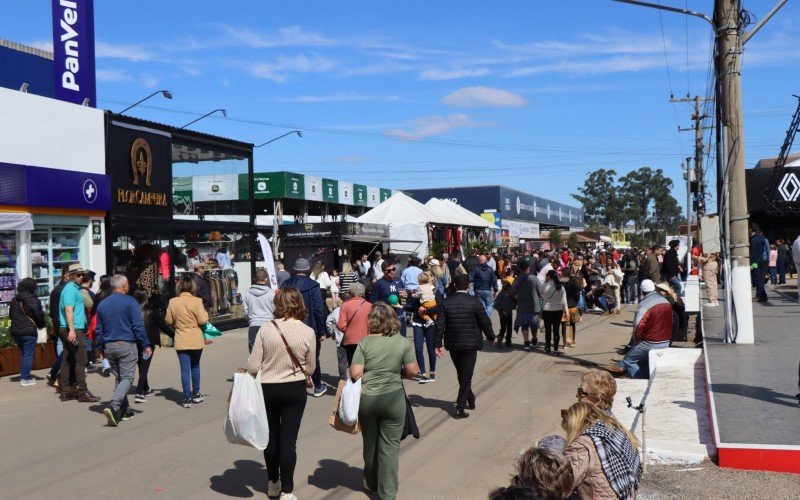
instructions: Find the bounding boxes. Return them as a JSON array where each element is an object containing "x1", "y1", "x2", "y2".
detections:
[
  {"x1": 338, "y1": 377, "x2": 361, "y2": 426},
  {"x1": 224, "y1": 370, "x2": 269, "y2": 450}
]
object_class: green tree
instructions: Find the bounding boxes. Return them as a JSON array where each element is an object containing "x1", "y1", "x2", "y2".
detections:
[
  {"x1": 567, "y1": 232, "x2": 579, "y2": 249},
  {"x1": 549, "y1": 228, "x2": 563, "y2": 249},
  {"x1": 573, "y1": 169, "x2": 621, "y2": 229}
]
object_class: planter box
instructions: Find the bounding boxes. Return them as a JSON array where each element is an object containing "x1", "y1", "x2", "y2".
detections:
[{"x1": 0, "y1": 341, "x2": 57, "y2": 377}]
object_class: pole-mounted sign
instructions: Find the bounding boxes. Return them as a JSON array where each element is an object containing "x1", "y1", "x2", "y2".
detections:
[{"x1": 51, "y1": 0, "x2": 96, "y2": 107}]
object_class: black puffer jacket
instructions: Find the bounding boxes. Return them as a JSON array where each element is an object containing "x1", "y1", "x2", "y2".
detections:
[
  {"x1": 435, "y1": 291, "x2": 495, "y2": 350},
  {"x1": 10, "y1": 291, "x2": 46, "y2": 337}
]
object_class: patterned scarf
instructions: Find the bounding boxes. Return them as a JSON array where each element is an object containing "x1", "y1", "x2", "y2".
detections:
[{"x1": 583, "y1": 421, "x2": 642, "y2": 499}]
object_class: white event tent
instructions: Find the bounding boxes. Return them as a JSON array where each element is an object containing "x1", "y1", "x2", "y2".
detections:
[
  {"x1": 426, "y1": 198, "x2": 496, "y2": 229},
  {"x1": 355, "y1": 192, "x2": 458, "y2": 254}
]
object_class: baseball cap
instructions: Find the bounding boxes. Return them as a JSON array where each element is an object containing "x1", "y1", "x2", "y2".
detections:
[{"x1": 640, "y1": 279, "x2": 656, "y2": 293}]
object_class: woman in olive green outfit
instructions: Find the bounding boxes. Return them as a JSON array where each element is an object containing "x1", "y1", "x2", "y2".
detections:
[{"x1": 349, "y1": 303, "x2": 419, "y2": 500}]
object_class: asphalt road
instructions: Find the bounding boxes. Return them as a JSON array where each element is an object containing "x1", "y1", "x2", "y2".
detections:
[{"x1": 0, "y1": 307, "x2": 634, "y2": 499}]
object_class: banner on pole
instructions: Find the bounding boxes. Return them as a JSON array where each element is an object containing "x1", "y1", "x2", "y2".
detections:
[{"x1": 257, "y1": 233, "x2": 278, "y2": 289}]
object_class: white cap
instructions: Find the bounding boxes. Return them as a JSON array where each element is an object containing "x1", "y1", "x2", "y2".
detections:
[
  {"x1": 640, "y1": 279, "x2": 656, "y2": 293},
  {"x1": 429, "y1": 259, "x2": 440, "y2": 266}
]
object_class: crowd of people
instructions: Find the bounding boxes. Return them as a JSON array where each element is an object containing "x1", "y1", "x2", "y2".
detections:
[{"x1": 7, "y1": 238, "x2": 735, "y2": 499}]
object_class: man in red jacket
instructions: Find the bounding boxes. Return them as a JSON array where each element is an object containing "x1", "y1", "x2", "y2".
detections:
[{"x1": 606, "y1": 279, "x2": 673, "y2": 378}]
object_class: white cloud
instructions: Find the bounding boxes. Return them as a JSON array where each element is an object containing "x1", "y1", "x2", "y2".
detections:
[
  {"x1": 505, "y1": 55, "x2": 668, "y2": 77},
  {"x1": 250, "y1": 54, "x2": 337, "y2": 82},
  {"x1": 96, "y1": 69, "x2": 131, "y2": 83},
  {"x1": 181, "y1": 66, "x2": 202, "y2": 76},
  {"x1": 276, "y1": 92, "x2": 371, "y2": 103},
  {"x1": 96, "y1": 42, "x2": 156, "y2": 62},
  {"x1": 141, "y1": 75, "x2": 159, "y2": 88},
  {"x1": 339, "y1": 61, "x2": 412, "y2": 77},
  {"x1": 223, "y1": 25, "x2": 334, "y2": 48},
  {"x1": 441, "y1": 86, "x2": 528, "y2": 108},
  {"x1": 385, "y1": 113, "x2": 488, "y2": 140},
  {"x1": 419, "y1": 67, "x2": 491, "y2": 81}
]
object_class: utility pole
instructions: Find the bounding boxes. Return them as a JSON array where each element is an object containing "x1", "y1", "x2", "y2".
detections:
[
  {"x1": 674, "y1": 96, "x2": 713, "y2": 216},
  {"x1": 715, "y1": 0, "x2": 753, "y2": 344}
]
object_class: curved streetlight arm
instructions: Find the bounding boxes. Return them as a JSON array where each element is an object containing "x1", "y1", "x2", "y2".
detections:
[
  {"x1": 180, "y1": 108, "x2": 228, "y2": 129},
  {"x1": 255, "y1": 130, "x2": 303, "y2": 147},
  {"x1": 118, "y1": 90, "x2": 173, "y2": 115},
  {"x1": 610, "y1": 0, "x2": 713, "y2": 27}
]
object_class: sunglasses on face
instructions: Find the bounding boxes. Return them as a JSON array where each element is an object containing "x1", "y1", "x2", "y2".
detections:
[
  {"x1": 576, "y1": 387, "x2": 597, "y2": 401},
  {"x1": 386, "y1": 268, "x2": 396, "y2": 273}
]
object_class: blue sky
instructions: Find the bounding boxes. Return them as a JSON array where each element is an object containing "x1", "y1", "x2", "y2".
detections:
[{"x1": 5, "y1": 1, "x2": 800, "y2": 213}]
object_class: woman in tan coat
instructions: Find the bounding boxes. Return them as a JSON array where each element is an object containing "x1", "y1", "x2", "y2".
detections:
[
  {"x1": 697, "y1": 253, "x2": 720, "y2": 307},
  {"x1": 166, "y1": 276, "x2": 209, "y2": 408},
  {"x1": 562, "y1": 402, "x2": 642, "y2": 499},
  {"x1": 247, "y1": 287, "x2": 316, "y2": 500}
]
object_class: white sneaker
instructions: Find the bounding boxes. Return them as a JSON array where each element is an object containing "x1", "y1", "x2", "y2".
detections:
[
  {"x1": 279, "y1": 493, "x2": 297, "y2": 500},
  {"x1": 267, "y1": 480, "x2": 281, "y2": 497},
  {"x1": 20, "y1": 378, "x2": 37, "y2": 387}
]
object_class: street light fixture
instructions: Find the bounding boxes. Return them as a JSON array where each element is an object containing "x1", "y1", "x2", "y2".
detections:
[
  {"x1": 255, "y1": 130, "x2": 302, "y2": 147},
  {"x1": 180, "y1": 108, "x2": 227, "y2": 129},
  {"x1": 118, "y1": 89, "x2": 173, "y2": 115}
]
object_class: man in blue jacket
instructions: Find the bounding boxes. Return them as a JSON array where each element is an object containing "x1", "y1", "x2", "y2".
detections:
[
  {"x1": 95, "y1": 274, "x2": 151, "y2": 426},
  {"x1": 469, "y1": 254, "x2": 498, "y2": 319},
  {"x1": 281, "y1": 258, "x2": 328, "y2": 397}
]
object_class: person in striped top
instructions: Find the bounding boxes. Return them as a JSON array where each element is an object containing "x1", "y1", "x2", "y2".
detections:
[{"x1": 338, "y1": 261, "x2": 360, "y2": 294}]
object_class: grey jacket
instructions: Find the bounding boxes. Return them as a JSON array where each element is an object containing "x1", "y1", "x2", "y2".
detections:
[
  {"x1": 243, "y1": 284, "x2": 275, "y2": 327},
  {"x1": 510, "y1": 272, "x2": 542, "y2": 314}
]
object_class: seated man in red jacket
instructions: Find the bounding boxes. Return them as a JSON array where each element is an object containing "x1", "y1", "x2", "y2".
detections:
[{"x1": 606, "y1": 279, "x2": 673, "y2": 379}]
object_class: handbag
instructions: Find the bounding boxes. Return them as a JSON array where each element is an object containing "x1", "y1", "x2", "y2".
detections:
[
  {"x1": 329, "y1": 379, "x2": 360, "y2": 434},
  {"x1": 272, "y1": 320, "x2": 314, "y2": 389},
  {"x1": 20, "y1": 298, "x2": 48, "y2": 344},
  {"x1": 401, "y1": 385, "x2": 420, "y2": 440}
]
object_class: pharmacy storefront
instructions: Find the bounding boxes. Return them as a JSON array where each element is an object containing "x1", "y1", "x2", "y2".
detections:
[{"x1": 0, "y1": 87, "x2": 109, "y2": 316}]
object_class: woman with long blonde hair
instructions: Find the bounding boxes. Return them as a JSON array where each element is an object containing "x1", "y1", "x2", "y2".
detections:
[{"x1": 562, "y1": 402, "x2": 642, "y2": 499}]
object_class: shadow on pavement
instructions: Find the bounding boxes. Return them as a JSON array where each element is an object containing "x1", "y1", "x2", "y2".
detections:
[
  {"x1": 154, "y1": 387, "x2": 186, "y2": 406},
  {"x1": 711, "y1": 383, "x2": 798, "y2": 408},
  {"x1": 406, "y1": 393, "x2": 453, "y2": 415},
  {"x1": 209, "y1": 459, "x2": 267, "y2": 497},
  {"x1": 307, "y1": 458, "x2": 363, "y2": 492}
]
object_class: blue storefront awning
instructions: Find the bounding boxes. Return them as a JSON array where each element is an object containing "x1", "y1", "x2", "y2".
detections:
[{"x1": 0, "y1": 162, "x2": 110, "y2": 211}]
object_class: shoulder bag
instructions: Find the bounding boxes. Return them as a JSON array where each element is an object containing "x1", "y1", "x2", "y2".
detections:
[
  {"x1": 20, "y1": 298, "x2": 48, "y2": 344},
  {"x1": 342, "y1": 298, "x2": 367, "y2": 335},
  {"x1": 271, "y1": 320, "x2": 314, "y2": 388}
]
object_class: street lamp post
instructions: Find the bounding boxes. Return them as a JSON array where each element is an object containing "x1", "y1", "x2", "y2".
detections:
[
  {"x1": 254, "y1": 130, "x2": 303, "y2": 255},
  {"x1": 118, "y1": 90, "x2": 173, "y2": 115},
  {"x1": 180, "y1": 108, "x2": 227, "y2": 129}
]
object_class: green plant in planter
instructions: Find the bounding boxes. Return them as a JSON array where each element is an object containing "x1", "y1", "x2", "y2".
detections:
[{"x1": 0, "y1": 317, "x2": 14, "y2": 349}]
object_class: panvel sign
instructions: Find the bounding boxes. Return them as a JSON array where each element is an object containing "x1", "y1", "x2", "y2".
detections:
[{"x1": 51, "y1": 0, "x2": 96, "y2": 107}]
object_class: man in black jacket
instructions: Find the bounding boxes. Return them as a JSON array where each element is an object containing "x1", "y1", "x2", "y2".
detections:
[
  {"x1": 435, "y1": 274, "x2": 496, "y2": 419},
  {"x1": 661, "y1": 240, "x2": 683, "y2": 296}
]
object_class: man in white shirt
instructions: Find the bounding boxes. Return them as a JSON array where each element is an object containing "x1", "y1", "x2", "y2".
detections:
[
  {"x1": 373, "y1": 251, "x2": 385, "y2": 282},
  {"x1": 358, "y1": 254, "x2": 371, "y2": 278}
]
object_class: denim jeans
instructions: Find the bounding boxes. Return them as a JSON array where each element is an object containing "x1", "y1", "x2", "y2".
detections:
[
  {"x1": 668, "y1": 276, "x2": 683, "y2": 296},
  {"x1": 413, "y1": 324, "x2": 437, "y2": 374},
  {"x1": 49, "y1": 338, "x2": 64, "y2": 380},
  {"x1": 752, "y1": 264, "x2": 767, "y2": 300},
  {"x1": 14, "y1": 335, "x2": 37, "y2": 381},
  {"x1": 618, "y1": 341, "x2": 669, "y2": 379},
  {"x1": 475, "y1": 289, "x2": 494, "y2": 320},
  {"x1": 768, "y1": 266, "x2": 777, "y2": 285},
  {"x1": 176, "y1": 349, "x2": 203, "y2": 399},
  {"x1": 396, "y1": 310, "x2": 407, "y2": 338},
  {"x1": 597, "y1": 296, "x2": 611, "y2": 312}
]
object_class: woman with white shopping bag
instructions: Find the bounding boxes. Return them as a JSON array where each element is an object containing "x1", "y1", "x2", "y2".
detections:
[
  {"x1": 247, "y1": 287, "x2": 316, "y2": 500},
  {"x1": 349, "y1": 303, "x2": 419, "y2": 499}
]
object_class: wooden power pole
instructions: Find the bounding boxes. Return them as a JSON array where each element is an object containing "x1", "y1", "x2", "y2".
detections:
[{"x1": 715, "y1": 0, "x2": 753, "y2": 344}]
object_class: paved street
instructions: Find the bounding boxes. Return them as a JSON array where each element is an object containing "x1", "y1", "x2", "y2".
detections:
[{"x1": 0, "y1": 309, "x2": 634, "y2": 499}]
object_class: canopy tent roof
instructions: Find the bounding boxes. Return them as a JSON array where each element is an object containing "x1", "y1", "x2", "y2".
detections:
[
  {"x1": 426, "y1": 198, "x2": 495, "y2": 229},
  {"x1": 355, "y1": 192, "x2": 456, "y2": 225}
]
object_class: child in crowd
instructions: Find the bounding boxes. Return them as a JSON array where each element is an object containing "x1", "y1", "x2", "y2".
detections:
[
  {"x1": 493, "y1": 281, "x2": 516, "y2": 347},
  {"x1": 417, "y1": 271, "x2": 438, "y2": 327},
  {"x1": 488, "y1": 447, "x2": 575, "y2": 500}
]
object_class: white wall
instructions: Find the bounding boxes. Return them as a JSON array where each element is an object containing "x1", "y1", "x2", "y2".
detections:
[{"x1": 0, "y1": 87, "x2": 105, "y2": 174}]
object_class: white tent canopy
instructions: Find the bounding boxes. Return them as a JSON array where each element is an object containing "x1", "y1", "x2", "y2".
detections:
[
  {"x1": 356, "y1": 192, "x2": 455, "y2": 225},
  {"x1": 355, "y1": 193, "x2": 459, "y2": 255},
  {"x1": 427, "y1": 198, "x2": 495, "y2": 229}
]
